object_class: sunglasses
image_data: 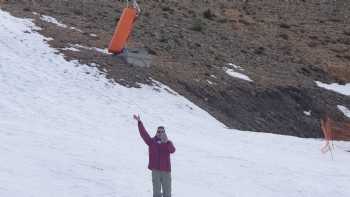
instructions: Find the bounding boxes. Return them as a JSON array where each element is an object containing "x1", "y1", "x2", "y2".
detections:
[{"x1": 157, "y1": 129, "x2": 165, "y2": 133}]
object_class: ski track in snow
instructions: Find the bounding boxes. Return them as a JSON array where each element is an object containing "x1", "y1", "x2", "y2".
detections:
[{"x1": 0, "y1": 10, "x2": 350, "y2": 197}]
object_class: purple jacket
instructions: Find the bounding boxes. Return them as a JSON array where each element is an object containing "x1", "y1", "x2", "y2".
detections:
[{"x1": 138, "y1": 121, "x2": 175, "y2": 172}]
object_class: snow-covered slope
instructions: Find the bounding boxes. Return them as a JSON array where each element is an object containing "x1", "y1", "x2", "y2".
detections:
[{"x1": 0, "y1": 10, "x2": 349, "y2": 197}]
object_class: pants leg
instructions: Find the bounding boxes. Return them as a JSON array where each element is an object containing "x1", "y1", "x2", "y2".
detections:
[
  {"x1": 161, "y1": 172, "x2": 171, "y2": 197},
  {"x1": 152, "y1": 170, "x2": 162, "y2": 197}
]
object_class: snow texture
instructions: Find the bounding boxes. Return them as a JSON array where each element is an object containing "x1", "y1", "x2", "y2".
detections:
[
  {"x1": 316, "y1": 81, "x2": 350, "y2": 96},
  {"x1": 303, "y1": 111, "x2": 311, "y2": 116},
  {"x1": 69, "y1": 26, "x2": 83, "y2": 33},
  {"x1": 40, "y1": 15, "x2": 68, "y2": 28},
  {"x1": 337, "y1": 105, "x2": 350, "y2": 118},
  {"x1": 224, "y1": 63, "x2": 253, "y2": 82},
  {"x1": 62, "y1": 47, "x2": 80, "y2": 52},
  {"x1": 207, "y1": 80, "x2": 213, "y2": 85},
  {"x1": 72, "y1": 44, "x2": 109, "y2": 54},
  {"x1": 0, "y1": 10, "x2": 349, "y2": 197},
  {"x1": 39, "y1": 14, "x2": 82, "y2": 33}
]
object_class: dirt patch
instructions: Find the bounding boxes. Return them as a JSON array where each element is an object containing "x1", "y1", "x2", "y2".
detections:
[{"x1": 326, "y1": 64, "x2": 350, "y2": 83}]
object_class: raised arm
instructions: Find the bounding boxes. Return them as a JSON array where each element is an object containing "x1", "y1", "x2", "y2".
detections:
[{"x1": 134, "y1": 115, "x2": 152, "y2": 146}]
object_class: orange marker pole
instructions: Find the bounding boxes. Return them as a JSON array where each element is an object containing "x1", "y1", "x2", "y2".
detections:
[{"x1": 108, "y1": 7, "x2": 137, "y2": 54}]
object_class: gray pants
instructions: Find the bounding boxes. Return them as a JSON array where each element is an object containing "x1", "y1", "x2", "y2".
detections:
[{"x1": 152, "y1": 170, "x2": 171, "y2": 197}]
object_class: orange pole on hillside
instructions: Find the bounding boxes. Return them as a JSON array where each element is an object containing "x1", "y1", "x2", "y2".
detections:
[{"x1": 108, "y1": 7, "x2": 137, "y2": 54}]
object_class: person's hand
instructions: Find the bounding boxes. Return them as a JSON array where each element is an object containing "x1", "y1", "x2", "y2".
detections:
[
  {"x1": 160, "y1": 133, "x2": 168, "y2": 143},
  {"x1": 133, "y1": 114, "x2": 141, "y2": 122}
]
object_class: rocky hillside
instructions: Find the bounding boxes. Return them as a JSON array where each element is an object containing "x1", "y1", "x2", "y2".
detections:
[{"x1": 2, "y1": 0, "x2": 350, "y2": 138}]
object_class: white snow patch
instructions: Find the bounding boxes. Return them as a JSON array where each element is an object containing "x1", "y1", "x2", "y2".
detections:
[
  {"x1": 316, "y1": 81, "x2": 350, "y2": 96},
  {"x1": 38, "y1": 13, "x2": 83, "y2": 33},
  {"x1": 337, "y1": 105, "x2": 350, "y2": 118},
  {"x1": 93, "y1": 47, "x2": 109, "y2": 54},
  {"x1": 224, "y1": 63, "x2": 253, "y2": 82},
  {"x1": 43, "y1": 37, "x2": 54, "y2": 41},
  {"x1": 1, "y1": 10, "x2": 350, "y2": 197},
  {"x1": 69, "y1": 27, "x2": 83, "y2": 33},
  {"x1": 72, "y1": 44, "x2": 109, "y2": 54},
  {"x1": 304, "y1": 110, "x2": 311, "y2": 116},
  {"x1": 207, "y1": 80, "x2": 213, "y2": 85},
  {"x1": 227, "y1": 63, "x2": 244, "y2": 71},
  {"x1": 90, "y1": 33, "x2": 97, "y2": 37},
  {"x1": 62, "y1": 47, "x2": 80, "y2": 52},
  {"x1": 70, "y1": 26, "x2": 83, "y2": 33},
  {"x1": 224, "y1": 68, "x2": 253, "y2": 82},
  {"x1": 40, "y1": 15, "x2": 68, "y2": 28}
]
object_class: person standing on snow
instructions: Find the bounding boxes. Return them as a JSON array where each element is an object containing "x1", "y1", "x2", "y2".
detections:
[{"x1": 133, "y1": 114, "x2": 176, "y2": 197}]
